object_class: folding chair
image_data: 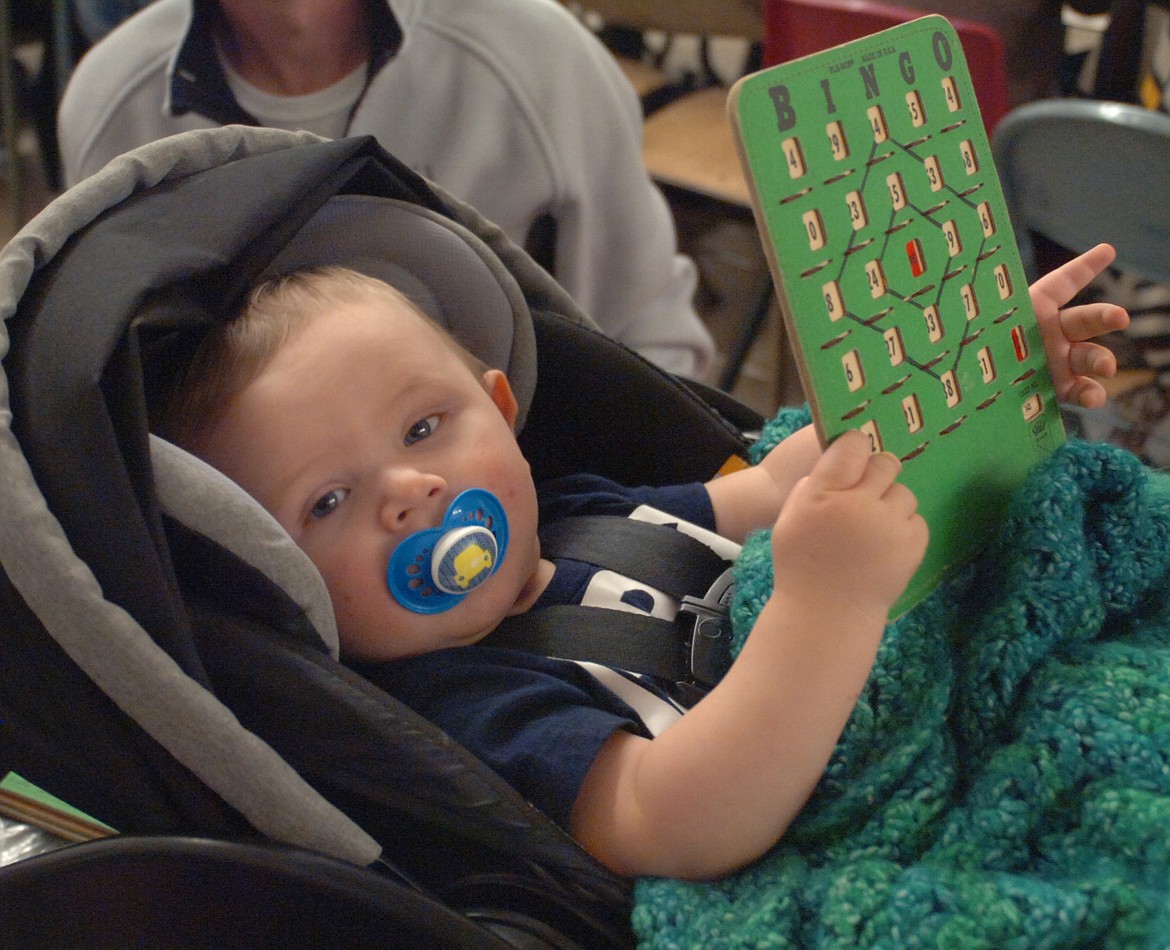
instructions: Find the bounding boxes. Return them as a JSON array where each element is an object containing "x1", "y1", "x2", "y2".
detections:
[
  {"x1": 993, "y1": 97, "x2": 1170, "y2": 284},
  {"x1": 764, "y1": 0, "x2": 1010, "y2": 138}
]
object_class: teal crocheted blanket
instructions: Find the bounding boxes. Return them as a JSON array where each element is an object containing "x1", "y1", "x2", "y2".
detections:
[{"x1": 633, "y1": 409, "x2": 1170, "y2": 948}]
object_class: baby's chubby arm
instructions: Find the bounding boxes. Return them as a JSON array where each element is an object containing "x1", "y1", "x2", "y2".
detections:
[
  {"x1": 705, "y1": 423, "x2": 822, "y2": 543},
  {"x1": 570, "y1": 431, "x2": 927, "y2": 880},
  {"x1": 568, "y1": 244, "x2": 1120, "y2": 878}
]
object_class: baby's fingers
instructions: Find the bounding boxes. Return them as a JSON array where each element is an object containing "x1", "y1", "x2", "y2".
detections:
[
  {"x1": 856, "y1": 450, "x2": 906, "y2": 498},
  {"x1": 880, "y1": 478, "x2": 921, "y2": 520},
  {"x1": 1030, "y1": 243, "x2": 1116, "y2": 312},
  {"x1": 1063, "y1": 376, "x2": 1107, "y2": 410},
  {"x1": 1059, "y1": 302, "x2": 1129, "y2": 343},
  {"x1": 810, "y1": 429, "x2": 877, "y2": 491},
  {"x1": 1067, "y1": 340, "x2": 1119, "y2": 379}
]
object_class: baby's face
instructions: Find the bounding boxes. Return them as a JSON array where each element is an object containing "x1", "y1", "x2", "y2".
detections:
[{"x1": 194, "y1": 296, "x2": 543, "y2": 661}]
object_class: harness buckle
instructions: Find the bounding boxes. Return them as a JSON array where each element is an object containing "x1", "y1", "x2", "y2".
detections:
[{"x1": 677, "y1": 567, "x2": 735, "y2": 688}]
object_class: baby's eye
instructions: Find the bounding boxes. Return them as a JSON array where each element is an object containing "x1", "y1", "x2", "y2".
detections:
[
  {"x1": 405, "y1": 414, "x2": 441, "y2": 446},
  {"x1": 309, "y1": 488, "x2": 349, "y2": 520}
]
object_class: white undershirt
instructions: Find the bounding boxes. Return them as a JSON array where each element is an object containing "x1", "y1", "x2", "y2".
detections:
[
  {"x1": 575, "y1": 663, "x2": 684, "y2": 736},
  {"x1": 221, "y1": 58, "x2": 366, "y2": 139}
]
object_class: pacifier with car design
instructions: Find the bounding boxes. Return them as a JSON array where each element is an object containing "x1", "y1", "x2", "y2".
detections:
[{"x1": 387, "y1": 489, "x2": 509, "y2": 614}]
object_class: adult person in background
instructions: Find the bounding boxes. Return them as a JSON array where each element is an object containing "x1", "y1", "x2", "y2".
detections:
[
  {"x1": 894, "y1": 0, "x2": 1114, "y2": 107},
  {"x1": 71, "y1": 0, "x2": 154, "y2": 44},
  {"x1": 57, "y1": 0, "x2": 717, "y2": 380}
]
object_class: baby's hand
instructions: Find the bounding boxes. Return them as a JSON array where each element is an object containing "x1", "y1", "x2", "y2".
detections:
[
  {"x1": 1032, "y1": 243, "x2": 1130, "y2": 410},
  {"x1": 770, "y1": 430, "x2": 927, "y2": 617}
]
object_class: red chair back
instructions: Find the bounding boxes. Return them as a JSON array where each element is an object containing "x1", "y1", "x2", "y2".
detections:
[{"x1": 763, "y1": 0, "x2": 1009, "y2": 135}]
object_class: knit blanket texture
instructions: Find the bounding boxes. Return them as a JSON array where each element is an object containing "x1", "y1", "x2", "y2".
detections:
[{"x1": 632, "y1": 408, "x2": 1170, "y2": 948}]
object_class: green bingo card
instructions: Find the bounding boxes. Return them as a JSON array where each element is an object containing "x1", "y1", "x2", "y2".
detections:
[{"x1": 729, "y1": 16, "x2": 1065, "y2": 617}]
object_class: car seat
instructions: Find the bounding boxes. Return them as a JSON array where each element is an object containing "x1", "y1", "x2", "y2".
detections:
[{"x1": 0, "y1": 126, "x2": 761, "y2": 947}]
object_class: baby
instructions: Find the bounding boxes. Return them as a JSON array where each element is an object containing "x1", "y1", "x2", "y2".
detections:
[{"x1": 159, "y1": 244, "x2": 1127, "y2": 880}]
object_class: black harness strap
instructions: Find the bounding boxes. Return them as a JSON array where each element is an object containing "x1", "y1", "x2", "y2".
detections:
[
  {"x1": 537, "y1": 516, "x2": 729, "y2": 599},
  {"x1": 485, "y1": 515, "x2": 736, "y2": 688},
  {"x1": 489, "y1": 606, "x2": 690, "y2": 682}
]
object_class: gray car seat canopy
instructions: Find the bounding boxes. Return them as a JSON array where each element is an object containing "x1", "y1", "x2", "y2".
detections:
[
  {"x1": 265, "y1": 195, "x2": 526, "y2": 384},
  {"x1": 0, "y1": 127, "x2": 588, "y2": 868},
  {"x1": 0, "y1": 125, "x2": 758, "y2": 946}
]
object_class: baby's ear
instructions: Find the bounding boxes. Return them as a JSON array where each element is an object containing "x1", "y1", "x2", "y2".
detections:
[{"x1": 483, "y1": 369, "x2": 519, "y2": 430}]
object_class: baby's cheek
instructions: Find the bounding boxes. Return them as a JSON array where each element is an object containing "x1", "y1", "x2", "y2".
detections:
[
  {"x1": 334, "y1": 607, "x2": 400, "y2": 663},
  {"x1": 325, "y1": 579, "x2": 378, "y2": 650}
]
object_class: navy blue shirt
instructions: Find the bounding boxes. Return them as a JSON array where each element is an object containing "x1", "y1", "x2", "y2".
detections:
[{"x1": 357, "y1": 474, "x2": 719, "y2": 829}]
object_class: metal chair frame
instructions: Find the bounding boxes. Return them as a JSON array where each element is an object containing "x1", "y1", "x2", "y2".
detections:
[{"x1": 993, "y1": 97, "x2": 1170, "y2": 284}]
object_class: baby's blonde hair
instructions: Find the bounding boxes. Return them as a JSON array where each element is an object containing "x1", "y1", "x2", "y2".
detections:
[{"x1": 158, "y1": 266, "x2": 486, "y2": 449}]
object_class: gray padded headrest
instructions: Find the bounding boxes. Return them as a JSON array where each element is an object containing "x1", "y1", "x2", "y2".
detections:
[
  {"x1": 149, "y1": 193, "x2": 544, "y2": 662},
  {"x1": 264, "y1": 195, "x2": 530, "y2": 395},
  {"x1": 150, "y1": 435, "x2": 340, "y2": 659}
]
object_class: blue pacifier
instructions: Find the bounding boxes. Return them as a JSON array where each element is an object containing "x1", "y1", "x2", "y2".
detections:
[{"x1": 387, "y1": 489, "x2": 510, "y2": 614}]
